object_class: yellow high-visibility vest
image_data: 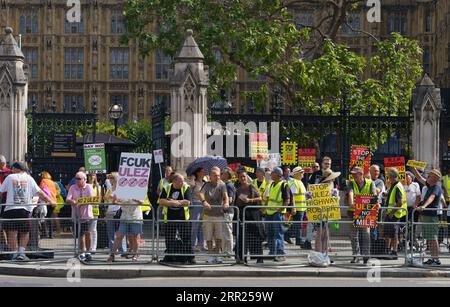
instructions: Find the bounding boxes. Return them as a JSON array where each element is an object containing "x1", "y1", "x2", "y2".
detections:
[
  {"x1": 443, "y1": 175, "x2": 450, "y2": 202},
  {"x1": 266, "y1": 181, "x2": 286, "y2": 215},
  {"x1": 253, "y1": 178, "x2": 268, "y2": 201},
  {"x1": 162, "y1": 183, "x2": 190, "y2": 222},
  {"x1": 348, "y1": 179, "x2": 373, "y2": 212},
  {"x1": 386, "y1": 181, "x2": 407, "y2": 218},
  {"x1": 289, "y1": 179, "x2": 306, "y2": 211},
  {"x1": 157, "y1": 178, "x2": 169, "y2": 204}
]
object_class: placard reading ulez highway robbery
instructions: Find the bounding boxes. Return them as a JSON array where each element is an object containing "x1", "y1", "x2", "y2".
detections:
[
  {"x1": 116, "y1": 153, "x2": 152, "y2": 201},
  {"x1": 307, "y1": 183, "x2": 341, "y2": 222}
]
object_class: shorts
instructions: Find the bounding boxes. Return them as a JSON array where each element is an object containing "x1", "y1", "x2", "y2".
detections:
[
  {"x1": 118, "y1": 222, "x2": 143, "y2": 235},
  {"x1": 2, "y1": 209, "x2": 31, "y2": 233},
  {"x1": 422, "y1": 215, "x2": 439, "y2": 241},
  {"x1": 383, "y1": 216, "x2": 400, "y2": 239},
  {"x1": 74, "y1": 220, "x2": 94, "y2": 238},
  {"x1": 203, "y1": 215, "x2": 224, "y2": 242}
]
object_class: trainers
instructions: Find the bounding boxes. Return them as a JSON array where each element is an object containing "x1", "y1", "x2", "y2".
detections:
[
  {"x1": 284, "y1": 237, "x2": 294, "y2": 245},
  {"x1": 423, "y1": 258, "x2": 434, "y2": 265},
  {"x1": 15, "y1": 254, "x2": 29, "y2": 261},
  {"x1": 207, "y1": 256, "x2": 216, "y2": 264},
  {"x1": 302, "y1": 241, "x2": 312, "y2": 250},
  {"x1": 215, "y1": 257, "x2": 223, "y2": 264},
  {"x1": 434, "y1": 259, "x2": 441, "y2": 265},
  {"x1": 390, "y1": 251, "x2": 398, "y2": 260},
  {"x1": 274, "y1": 256, "x2": 286, "y2": 262},
  {"x1": 85, "y1": 253, "x2": 93, "y2": 262},
  {"x1": 256, "y1": 258, "x2": 264, "y2": 264},
  {"x1": 295, "y1": 239, "x2": 303, "y2": 246},
  {"x1": 107, "y1": 254, "x2": 115, "y2": 262},
  {"x1": 351, "y1": 257, "x2": 360, "y2": 264},
  {"x1": 78, "y1": 254, "x2": 86, "y2": 262}
]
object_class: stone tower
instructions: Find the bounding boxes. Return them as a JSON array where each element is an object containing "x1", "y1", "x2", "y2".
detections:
[
  {"x1": 412, "y1": 74, "x2": 442, "y2": 169},
  {"x1": 0, "y1": 27, "x2": 28, "y2": 164},
  {"x1": 169, "y1": 30, "x2": 209, "y2": 172}
]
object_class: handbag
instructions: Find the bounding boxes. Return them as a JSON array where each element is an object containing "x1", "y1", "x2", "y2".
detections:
[{"x1": 113, "y1": 208, "x2": 122, "y2": 219}]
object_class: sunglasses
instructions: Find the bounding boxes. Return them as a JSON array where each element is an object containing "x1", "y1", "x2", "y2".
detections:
[{"x1": 75, "y1": 177, "x2": 83, "y2": 180}]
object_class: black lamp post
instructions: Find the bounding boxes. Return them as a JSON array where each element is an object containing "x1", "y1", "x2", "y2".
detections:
[{"x1": 109, "y1": 104, "x2": 123, "y2": 136}]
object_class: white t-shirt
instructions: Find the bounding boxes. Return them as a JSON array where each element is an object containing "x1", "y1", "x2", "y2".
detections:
[
  {"x1": 120, "y1": 203, "x2": 143, "y2": 222},
  {"x1": 404, "y1": 182, "x2": 421, "y2": 208},
  {"x1": 0, "y1": 173, "x2": 41, "y2": 212}
]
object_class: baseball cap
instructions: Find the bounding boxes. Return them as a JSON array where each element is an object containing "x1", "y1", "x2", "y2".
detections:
[
  {"x1": 272, "y1": 167, "x2": 283, "y2": 177},
  {"x1": 350, "y1": 166, "x2": 364, "y2": 175},
  {"x1": 11, "y1": 161, "x2": 28, "y2": 171}
]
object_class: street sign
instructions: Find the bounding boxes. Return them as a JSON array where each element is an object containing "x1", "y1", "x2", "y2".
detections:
[{"x1": 51, "y1": 132, "x2": 76, "y2": 157}]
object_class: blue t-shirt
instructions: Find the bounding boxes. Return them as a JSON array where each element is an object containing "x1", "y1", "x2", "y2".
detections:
[{"x1": 421, "y1": 183, "x2": 442, "y2": 217}]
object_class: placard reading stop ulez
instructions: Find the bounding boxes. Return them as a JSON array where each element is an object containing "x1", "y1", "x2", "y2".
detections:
[{"x1": 116, "y1": 152, "x2": 152, "y2": 201}]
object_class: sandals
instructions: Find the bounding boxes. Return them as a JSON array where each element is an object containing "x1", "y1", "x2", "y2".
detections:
[{"x1": 107, "y1": 254, "x2": 115, "y2": 262}]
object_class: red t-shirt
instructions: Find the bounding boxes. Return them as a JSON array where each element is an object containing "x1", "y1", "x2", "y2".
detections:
[{"x1": 0, "y1": 167, "x2": 11, "y2": 204}]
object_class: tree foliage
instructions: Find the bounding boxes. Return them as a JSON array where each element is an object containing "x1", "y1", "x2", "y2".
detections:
[{"x1": 122, "y1": 0, "x2": 423, "y2": 150}]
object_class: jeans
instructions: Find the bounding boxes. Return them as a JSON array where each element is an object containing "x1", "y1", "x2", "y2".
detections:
[
  {"x1": 106, "y1": 219, "x2": 126, "y2": 252},
  {"x1": 190, "y1": 202, "x2": 204, "y2": 248},
  {"x1": 285, "y1": 211, "x2": 305, "y2": 241},
  {"x1": 90, "y1": 218, "x2": 98, "y2": 252},
  {"x1": 266, "y1": 212, "x2": 285, "y2": 256}
]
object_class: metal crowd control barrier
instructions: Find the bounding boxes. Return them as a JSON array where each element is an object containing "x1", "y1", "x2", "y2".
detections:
[
  {"x1": 242, "y1": 206, "x2": 323, "y2": 266},
  {"x1": 0, "y1": 204, "x2": 76, "y2": 262},
  {"x1": 410, "y1": 208, "x2": 450, "y2": 267},
  {"x1": 156, "y1": 205, "x2": 239, "y2": 265},
  {"x1": 324, "y1": 206, "x2": 408, "y2": 266},
  {"x1": 76, "y1": 203, "x2": 155, "y2": 264}
]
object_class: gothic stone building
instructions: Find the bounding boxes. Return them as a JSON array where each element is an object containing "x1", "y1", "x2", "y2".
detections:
[{"x1": 0, "y1": 0, "x2": 448, "y2": 120}]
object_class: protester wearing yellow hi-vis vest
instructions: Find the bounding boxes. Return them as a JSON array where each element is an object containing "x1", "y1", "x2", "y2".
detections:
[
  {"x1": 383, "y1": 167, "x2": 407, "y2": 260},
  {"x1": 159, "y1": 173, "x2": 195, "y2": 264},
  {"x1": 347, "y1": 166, "x2": 377, "y2": 264},
  {"x1": 253, "y1": 168, "x2": 269, "y2": 201},
  {"x1": 284, "y1": 166, "x2": 307, "y2": 246},
  {"x1": 156, "y1": 165, "x2": 173, "y2": 205},
  {"x1": 443, "y1": 169, "x2": 450, "y2": 204},
  {"x1": 264, "y1": 167, "x2": 289, "y2": 261}
]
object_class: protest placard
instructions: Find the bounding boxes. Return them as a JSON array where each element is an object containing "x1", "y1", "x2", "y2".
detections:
[
  {"x1": 116, "y1": 152, "x2": 152, "y2": 201},
  {"x1": 84, "y1": 143, "x2": 107, "y2": 174},
  {"x1": 306, "y1": 183, "x2": 341, "y2": 222},
  {"x1": 353, "y1": 195, "x2": 378, "y2": 228},
  {"x1": 349, "y1": 145, "x2": 371, "y2": 176},
  {"x1": 406, "y1": 160, "x2": 427, "y2": 169},
  {"x1": 298, "y1": 148, "x2": 316, "y2": 173},
  {"x1": 281, "y1": 141, "x2": 298, "y2": 165},
  {"x1": 250, "y1": 133, "x2": 268, "y2": 161},
  {"x1": 384, "y1": 157, "x2": 406, "y2": 184}
]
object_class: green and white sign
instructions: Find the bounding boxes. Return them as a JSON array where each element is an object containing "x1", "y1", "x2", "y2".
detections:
[{"x1": 84, "y1": 143, "x2": 107, "y2": 174}]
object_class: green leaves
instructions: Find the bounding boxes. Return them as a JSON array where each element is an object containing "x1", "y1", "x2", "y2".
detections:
[{"x1": 123, "y1": 0, "x2": 423, "y2": 148}]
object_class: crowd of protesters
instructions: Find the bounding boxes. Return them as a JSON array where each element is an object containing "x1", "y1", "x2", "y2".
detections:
[{"x1": 0, "y1": 152, "x2": 449, "y2": 267}]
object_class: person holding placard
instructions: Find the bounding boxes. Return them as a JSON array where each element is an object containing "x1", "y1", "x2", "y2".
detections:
[
  {"x1": 383, "y1": 168, "x2": 407, "y2": 261},
  {"x1": 66, "y1": 171, "x2": 94, "y2": 262},
  {"x1": 347, "y1": 167, "x2": 377, "y2": 264}
]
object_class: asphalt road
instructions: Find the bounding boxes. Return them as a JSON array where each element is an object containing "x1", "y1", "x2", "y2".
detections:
[{"x1": 0, "y1": 275, "x2": 449, "y2": 287}]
